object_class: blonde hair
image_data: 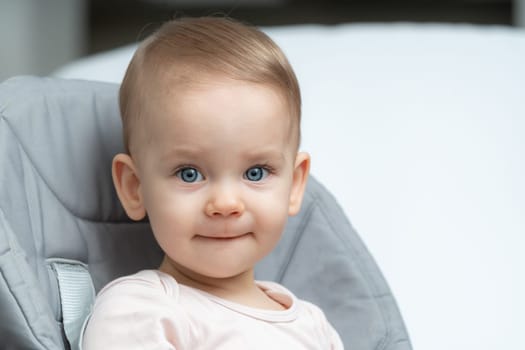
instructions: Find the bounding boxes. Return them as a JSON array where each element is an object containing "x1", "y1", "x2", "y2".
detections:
[{"x1": 119, "y1": 16, "x2": 301, "y2": 154}]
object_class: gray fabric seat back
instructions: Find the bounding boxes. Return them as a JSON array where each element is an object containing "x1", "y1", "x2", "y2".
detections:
[{"x1": 0, "y1": 76, "x2": 411, "y2": 350}]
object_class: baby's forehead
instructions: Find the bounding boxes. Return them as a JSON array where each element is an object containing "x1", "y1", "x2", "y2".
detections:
[
  {"x1": 134, "y1": 74, "x2": 299, "y2": 150},
  {"x1": 144, "y1": 71, "x2": 294, "y2": 116}
]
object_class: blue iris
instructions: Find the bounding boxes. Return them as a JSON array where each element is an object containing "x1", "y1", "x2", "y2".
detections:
[
  {"x1": 177, "y1": 167, "x2": 203, "y2": 183},
  {"x1": 244, "y1": 166, "x2": 268, "y2": 181}
]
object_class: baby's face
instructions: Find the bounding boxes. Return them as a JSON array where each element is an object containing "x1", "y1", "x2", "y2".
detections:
[{"x1": 134, "y1": 78, "x2": 301, "y2": 280}]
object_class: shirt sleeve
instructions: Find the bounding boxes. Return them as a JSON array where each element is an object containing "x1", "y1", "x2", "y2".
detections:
[
  {"x1": 327, "y1": 321, "x2": 345, "y2": 350},
  {"x1": 81, "y1": 272, "x2": 187, "y2": 350},
  {"x1": 301, "y1": 300, "x2": 345, "y2": 350},
  {"x1": 319, "y1": 310, "x2": 344, "y2": 349}
]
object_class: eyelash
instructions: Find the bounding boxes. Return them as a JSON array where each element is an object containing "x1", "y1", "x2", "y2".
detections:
[
  {"x1": 172, "y1": 164, "x2": 201, "y2": 175},
  {"x1": 252, "y1": 163, "x2": 276, "y2": 175}
]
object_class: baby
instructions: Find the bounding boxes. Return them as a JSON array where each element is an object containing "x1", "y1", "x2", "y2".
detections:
[{"x1": 82, "y1": 16, "x2": 343, "y2": 349}]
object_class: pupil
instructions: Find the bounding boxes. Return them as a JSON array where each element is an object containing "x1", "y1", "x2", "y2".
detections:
[
  {"x1": 248, "y1": 168, "x2": 261, "y2": 180},
  {"x1": 183, "y1": 169, "x2": 196, "y2": 181}
]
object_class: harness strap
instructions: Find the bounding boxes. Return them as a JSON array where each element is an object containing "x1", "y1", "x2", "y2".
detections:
[{"x1": 50, "y1": 259, "x2": 95, "y2": 350}]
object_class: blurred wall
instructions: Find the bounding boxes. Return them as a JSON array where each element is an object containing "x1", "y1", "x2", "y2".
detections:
[
  {"x1": 0, "y1": 0, "x2": 87, "y2": 81},
  {"x1": 516, "y1": 0, "x2": 525, "y2": 25},
  {"x1": 0, "y1": 0, "x2": 521, "y2": 82}
]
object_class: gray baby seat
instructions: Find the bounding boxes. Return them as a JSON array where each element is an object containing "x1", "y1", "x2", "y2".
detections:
[{"x1": 0, "y1": 76, "x2": 411, "y2": 350}]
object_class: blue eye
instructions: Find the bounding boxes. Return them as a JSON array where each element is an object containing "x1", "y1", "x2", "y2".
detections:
[
  {"x1": 244, "y1": 166, "x2": 268, "y2": 182},
  {"x1": 176, "y1": 167, "x2": 203, "y2": 183}
]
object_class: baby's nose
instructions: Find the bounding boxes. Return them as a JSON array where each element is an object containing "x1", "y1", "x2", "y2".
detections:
[{"x1": 205, "y1": 184, "x2": 245, "y2": 217}]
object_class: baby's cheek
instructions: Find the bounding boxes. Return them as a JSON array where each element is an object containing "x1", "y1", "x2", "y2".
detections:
[{"x1": 257, "y1": 194, "x2": 290, "y2": 228}]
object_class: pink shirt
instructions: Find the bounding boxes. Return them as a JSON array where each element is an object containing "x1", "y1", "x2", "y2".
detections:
[{"x1": 81, "y1": 270, "x2": 343, "y2": 349}]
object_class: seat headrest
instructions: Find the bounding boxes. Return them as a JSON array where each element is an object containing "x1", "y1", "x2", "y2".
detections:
[{"x1": 0, "y1": 76, "x2": 127, "y2": 221}]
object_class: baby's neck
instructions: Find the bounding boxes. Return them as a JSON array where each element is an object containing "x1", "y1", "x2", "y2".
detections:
[{"x1": 159, "y1": 257, "x2": 286, "y2": 311}]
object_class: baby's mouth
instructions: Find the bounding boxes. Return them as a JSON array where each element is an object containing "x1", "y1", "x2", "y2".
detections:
[{"x1": 195, "y1": 232, "x2": 251, "y2": 240}]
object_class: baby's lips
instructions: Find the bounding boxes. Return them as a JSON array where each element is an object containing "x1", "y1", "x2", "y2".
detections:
[{"x1": 197, "y1": 232, "x2": 251, "y2": 239}]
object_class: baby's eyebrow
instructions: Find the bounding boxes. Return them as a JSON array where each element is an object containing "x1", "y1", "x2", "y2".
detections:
[
  {"x1": 160, "y1": 147, "x2": 202, "y2": 161},
  {"x1": 242, "y1": 149, "x2": 287, "y2": 163},
  {"x1": 160, "y1": 147, "x2": 288, "y2": 164}
]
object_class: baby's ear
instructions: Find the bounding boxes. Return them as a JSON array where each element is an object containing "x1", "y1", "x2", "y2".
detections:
[
  {"x1": 288, "y1": 152, "x2": 311, "y2": 216},
  {"x1": 112, "y1": 153, "x2": 146, "y2": 220}
]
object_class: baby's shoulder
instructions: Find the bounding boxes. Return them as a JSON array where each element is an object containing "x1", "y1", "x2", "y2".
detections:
[
  {"x1": 257, "y1": 281, "x2": 327, "y2": 319},
  {"x1": 83, "y1": 271, "x2": 193, "y2": 348},
  {"x1": 95, "y1": 269, "x2": 180, "y2": 305}
]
